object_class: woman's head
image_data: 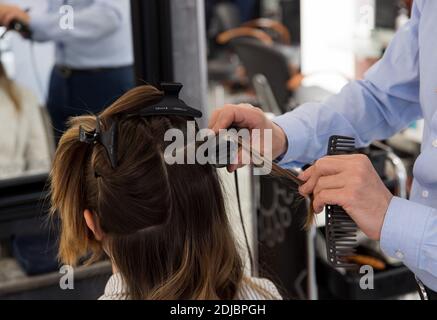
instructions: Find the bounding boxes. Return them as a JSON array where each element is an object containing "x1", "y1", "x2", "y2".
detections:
[{"x1": 51, "y1": 85, "x2": 243, "y2": 299}]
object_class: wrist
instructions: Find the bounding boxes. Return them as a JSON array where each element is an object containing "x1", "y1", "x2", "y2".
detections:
[{"x1": 375, "y1": 191, "x2": 394, "y2": 240}]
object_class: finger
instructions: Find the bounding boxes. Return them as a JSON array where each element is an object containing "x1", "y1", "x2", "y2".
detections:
[
  {"x1": 211, "y1": 105, "x2": 239, "y2": 134},
  {"x1": 312, "y1": 188, "x2": 347, "y2": 213},
  {"x1": 0, "y1": 11, "x2": 7, "y2": 25},
  {"x1": 227, "y1": 163, "x2": 245, "y2": 173},
  {"x1": 297, "y1": 166, "x2": 313, "y2": 182},
  {"x1": 313, "y1": 173, "x2": 346, "y2": 196},
  {"x1": 208, "y1": 108, "x2": 221, "y2": 130},
  {"x1": 4, "y1": 12, "x2": 17, "y2": 27},
  {"x1": 212, "y1": 104, "x2": 260, "y2": 133},
  {"x1": 299, "y1": 157, "x2": 346, "y2": 195},
  {"x1": 228, "y1": 145, "x2": 244, "y2": 172},
  {"x1": 298, "y1": 156, "x2": 343, "y2": 180}
]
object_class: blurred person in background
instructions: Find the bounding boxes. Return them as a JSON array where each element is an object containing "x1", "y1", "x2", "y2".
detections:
[
  {"x1": 0, "y1": 59, "x2": 54, "y2": 276},
  {"x1": 0, "y1": 61, "x2": 50, "y2": 179},
  {"x1": 0, "y1": 0, "x2": 135, "y2": 142}
]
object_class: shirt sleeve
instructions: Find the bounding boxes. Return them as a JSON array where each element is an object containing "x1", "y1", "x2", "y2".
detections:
[
  {"x1": 29, "y1": 0, "x2": 125, "y2": 43},
  {"x1": 381, "y1": 197, "x2": 437, "y2": 290},
  {"x1": 273, "y1": 0, "x2": 424, "y2": 166}
]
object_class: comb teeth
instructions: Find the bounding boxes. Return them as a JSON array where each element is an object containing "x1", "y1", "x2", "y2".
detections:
[
  {"x1": 326, "y1": 205, "x2": 358, "y2": 268},
  {"x1": 328, "y1": 136, "x2": 355, "y2": 155},
  {"x1": 325, "y1": 136, "x2": 358, "y2": 268}
]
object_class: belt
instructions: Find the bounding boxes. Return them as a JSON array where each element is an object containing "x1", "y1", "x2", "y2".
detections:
[
  {"x1": 416, "y1": 276, "x2": 437, "y2": 300},
  {"x1": 55, "y1": 65, "x2": 131, "y2": 78}
]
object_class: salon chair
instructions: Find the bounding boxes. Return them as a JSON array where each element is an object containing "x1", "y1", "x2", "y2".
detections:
[
  {"x1": 242, "y1": 18, "x2": 291, "y2": 45},
  {"x1": 230, "y1": 38, "x2": 331, "y2": 114},
  {"x1": 208, "y1": 7, "x2": 300, "y2": 95},
  {"x1": 229, "y1": 38, "x2": 290, "y2": 113}
]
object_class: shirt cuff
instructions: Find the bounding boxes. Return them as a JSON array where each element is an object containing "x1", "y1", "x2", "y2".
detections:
[
  {"x1": 272, "y1": 113, "x2": 309, "y2": 166},
  {"x1": 380, "y1": 197, "x2": 432, "y2": 270}
]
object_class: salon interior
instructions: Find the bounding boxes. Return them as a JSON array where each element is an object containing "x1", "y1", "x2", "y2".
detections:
[{"x1": 0, "y1": 0, "x2": 423, "y2": 300}]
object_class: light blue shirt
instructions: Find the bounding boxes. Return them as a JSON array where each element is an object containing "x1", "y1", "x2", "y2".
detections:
[
  {"x1": 29, "y1": 0, "x2": 134, "y2": 68},
  {"x1": 274, "y1": 0, "x2": 437, "y2": 291}
]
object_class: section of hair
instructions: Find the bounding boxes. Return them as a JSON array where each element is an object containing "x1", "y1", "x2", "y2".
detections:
[{"x1": 236, "y1": 137, "x2": 314, "y2": 228}]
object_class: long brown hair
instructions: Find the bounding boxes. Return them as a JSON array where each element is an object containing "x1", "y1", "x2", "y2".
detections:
[
  {"x1": 51, "y1": 85, "x2": 253, "y2": 299},
  {"x1": 0, "y1": 61, "x2": 20, "y2": 111}
]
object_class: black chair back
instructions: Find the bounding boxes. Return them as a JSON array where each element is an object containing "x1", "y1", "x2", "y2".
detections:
[{"x1": 231, "y1": 38, "x2": 291, "y2": 113}]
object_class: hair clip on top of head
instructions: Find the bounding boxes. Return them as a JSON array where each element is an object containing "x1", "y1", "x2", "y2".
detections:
[
  {"x1": 138, "y1": 83, "x2": 202, "y2": 119},
  {"x1": 79, "y1": 116, "x2": 101, "y2": 145},
  {"x1": 79, "y1": 116, "x2": 119, "y2": 169}
]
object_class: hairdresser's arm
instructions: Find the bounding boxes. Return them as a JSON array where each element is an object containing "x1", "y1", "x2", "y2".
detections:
[
  {"x1": 273, "y1": 0, "x2": 423, "y2": 166},
  {"x1": 27, "y1": 1, "x2": 127, "y2": 42}
]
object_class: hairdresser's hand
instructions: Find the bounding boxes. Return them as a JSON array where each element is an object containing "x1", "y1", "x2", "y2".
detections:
[
  {"x1": 0, "y1": 5, "x2": 29, "y2": 27},
  {"x1": 298, "y1": 154, "x2": 393, "y2": 240},
  {"x1": 208, "y1": 104, "x2": 288, "y2": 172}
]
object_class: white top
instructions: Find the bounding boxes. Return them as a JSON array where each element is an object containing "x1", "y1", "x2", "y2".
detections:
[
  {"x1": 0, "y1": 85, "x2": 51, "y2": 179},
  {"x1": 99, "y1": 273, "x2": 283, "y2": 300}
]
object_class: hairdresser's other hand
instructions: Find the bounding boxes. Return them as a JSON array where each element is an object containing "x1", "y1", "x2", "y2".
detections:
[
  {"x1": 298, "y1": 154, "x2": 393, "y2": 240},
  {"x1": 208, "y1": 104, "x2": 288, "y2": 172},
  {"x1": 0, "y1": 5, "x2": 29, "y2": 27}
]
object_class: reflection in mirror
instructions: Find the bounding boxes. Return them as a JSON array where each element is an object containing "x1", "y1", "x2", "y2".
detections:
[
  {"x1": 206, "y1": 0, "x2": 302, "y2": 117},
  {"x1": 0, "y1": 34, "x2": 51, "y2": 180},
  {"x1": 0, "y1": 0, "x2": 134, "y2": 299}
]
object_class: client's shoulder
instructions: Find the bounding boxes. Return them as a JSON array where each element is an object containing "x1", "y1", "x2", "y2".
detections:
[
  {"x1": 98, "y1": 273, "x2": 129, "y2": 300},
  {"x1": 237, "y1": 276, "x2": 283, "y2": 300}
]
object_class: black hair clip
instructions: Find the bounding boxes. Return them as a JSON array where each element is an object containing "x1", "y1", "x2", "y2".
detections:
[
  {"x1": 138, "y1": 83, "x2": 203, "y2": 119},
  {"x1": 79, "y1": 117, "x2": 101, "y2": 145},
  {"x1": 79, "y1": 116, "x2": 119, "y2": 169}
]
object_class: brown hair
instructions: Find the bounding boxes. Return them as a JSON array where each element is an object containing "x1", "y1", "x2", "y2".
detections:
[
  {"x1": 0, "y1": 62, "x2": 21, "y2": 111},
  {"x1": 50, "y1": 85, "x2": 278, "y2": 300}
]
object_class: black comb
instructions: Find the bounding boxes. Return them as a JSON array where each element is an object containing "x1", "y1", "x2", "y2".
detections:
[{"x1": 325, "y1": 136, "x2": 358, "y2": 268}]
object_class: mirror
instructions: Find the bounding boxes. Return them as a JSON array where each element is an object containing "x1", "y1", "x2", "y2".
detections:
[
  {"x1": 0, "y1": 0, "x2": 135, "y2": 293},
  {"x1": 0, "y1": 0, "x2": 135, "y2": 181}
]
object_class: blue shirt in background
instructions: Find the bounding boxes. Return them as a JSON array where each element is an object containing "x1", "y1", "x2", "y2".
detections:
[{"x1": 29, "y1": 0, "x2": 134, "y2": 69}]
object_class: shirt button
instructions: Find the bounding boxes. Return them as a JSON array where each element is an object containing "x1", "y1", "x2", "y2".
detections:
[
  {"x1": 433, "y1": 139, "x2": 437, "y2": 148},
  {"x1": 422, "y1": 190, "x2": 429, "y2": 198},
  {"x1": 395, "y1": 250, "x2": 404, "y2": 260}
]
